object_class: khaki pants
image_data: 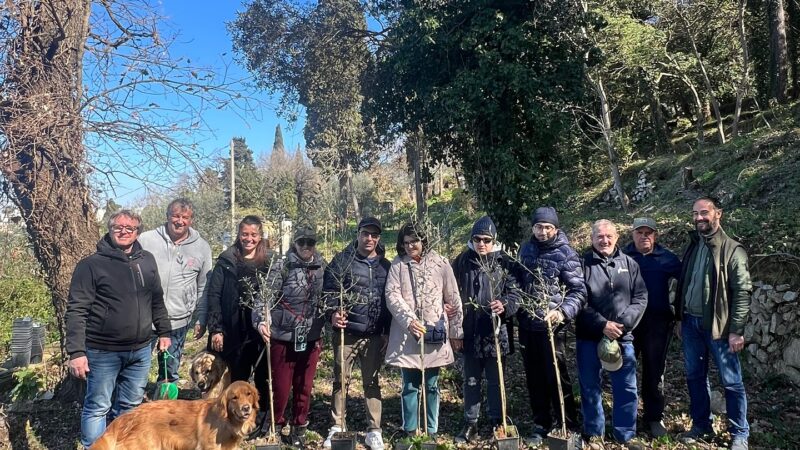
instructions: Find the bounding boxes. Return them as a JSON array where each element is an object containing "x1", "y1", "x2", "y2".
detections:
[{"x1": 331, "y1": 332, "x2": 385, "y2": 431}]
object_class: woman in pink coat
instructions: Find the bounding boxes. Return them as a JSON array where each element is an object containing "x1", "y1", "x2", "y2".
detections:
[{"x1": 384, "y1": 223, "x2": 464, "y2": 437}]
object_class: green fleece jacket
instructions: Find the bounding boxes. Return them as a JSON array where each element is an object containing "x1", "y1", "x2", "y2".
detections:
[{"x1": 675, "y1": 227, "x2": 752, "y2": 339}]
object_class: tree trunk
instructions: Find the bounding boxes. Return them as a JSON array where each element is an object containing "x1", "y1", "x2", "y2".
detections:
[
  {"x1": 733, "y1": 0, "x2": 751, "y2": 138},
  {"x1": 787, "y1": 0, "x2": 800, "y2": 98},
  {"x1": 345, "y1": 163, "x2": 360, "y2": 219},
  {"x1": 642, "y1": 73, "x2": 672, "y2": 152},
  {"x1": 676, "y1": 6, "x2": 726, "y2": 144},
  {"x1": 770, "y1": 0, "x2": 789, "y2": 102},
  {"x1": 407, "y1": 130, "x2": 428, "y2": 221},
  {"x1": 0, "y1": 0, "x2": 97, "y2": 400},
  {"x1": 591, "y1": 75, "x2": 629, "y2": 212}
]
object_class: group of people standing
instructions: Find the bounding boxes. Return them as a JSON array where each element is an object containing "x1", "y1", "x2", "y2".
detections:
[{"x1": 65, "y1": 195, "x2": 752, "y2": 450}]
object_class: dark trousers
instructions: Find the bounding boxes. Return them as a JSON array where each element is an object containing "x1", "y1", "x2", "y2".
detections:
[
  {"x1": 229, "y1": 337, "x2": 269, "y2": 411},
  {"x1": 270, "y1": 339, "x2": 322, "y2": 426},
  {"x1": 519, "y1": 328, "x2": 577, "y2": 431},
  {"x1": 632, "y1": 316, "x2": 673, "y2": 422}
]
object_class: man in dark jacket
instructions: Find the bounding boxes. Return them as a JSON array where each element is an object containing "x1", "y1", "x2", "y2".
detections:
[
  {"x1": 576, "y1": 219, "x2": 647, "y2": 450},
  {"x1": 66, "y1": 210, "x2": 171, "y2": 449},
  {"x1": 675, "y1": 197, "x2": 751, "y2": 450},
  {"x1": 451, "y1": 216, "x2": 519, "y2": 444},
  {"x1": 323, "y1": 217, "x2": 391, "y2": 450},
  {"x1": 622, "y1": 217, "x2": 681, "y2": 438},
  {"x1": 514, "y1": 206, "x2": 586, "y2": 446}
]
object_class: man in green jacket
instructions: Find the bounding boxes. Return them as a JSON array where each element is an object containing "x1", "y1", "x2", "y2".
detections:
[{"x1": 675, "y1": 196, "x2": 751, "y2": 450}]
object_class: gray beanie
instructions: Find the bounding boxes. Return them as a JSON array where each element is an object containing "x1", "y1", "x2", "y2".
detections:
[
  {"x1": 471, "y1": 216, "x2": 497, "y2": 239},
  {"x1": 532, "y1": 206, "x2": 560, "y2": 228}
]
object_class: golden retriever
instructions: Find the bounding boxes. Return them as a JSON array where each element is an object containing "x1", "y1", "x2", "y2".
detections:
[
  {"x1": 90, "y1": 381, "x2": 259, "y2": 450},
  {"x1": 190, "y1": 350, "x2": 231, "y2": 399}
]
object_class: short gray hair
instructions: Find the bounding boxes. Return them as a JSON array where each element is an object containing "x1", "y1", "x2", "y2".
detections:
[
  {"x1": 591, "y1": 219, "x2": 618, "y2": 237},
  {"x1": 107, "y1": 210, "x2": 144, "y2": 234},
  {"x1": 166, "y1": 198, "x2": 194, "y2": 218}
]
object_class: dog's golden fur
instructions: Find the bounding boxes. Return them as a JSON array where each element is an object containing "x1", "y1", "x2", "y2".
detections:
[
  {"x1": 190, "y1": 350, "x2": 231, "y2": 399},
  {"x1": 90, "y1": 381, "x2": 259, "y2": 450}
]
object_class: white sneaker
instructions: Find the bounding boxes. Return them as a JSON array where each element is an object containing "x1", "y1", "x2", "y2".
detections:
[
  {"x1": 365, "y1": 430, "x2": 385, "y2": 450},
  {"x1": 323, "y1": 426, "x2": 341, "y2": 448}
]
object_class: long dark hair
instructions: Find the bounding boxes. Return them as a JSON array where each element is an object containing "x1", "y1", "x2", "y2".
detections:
[
  {"x1": 234, "y1": 215, "x2": 270, "y2": 266},
  {"x1": 395, "y1": 222, "x2": 429, "y2": 257}
]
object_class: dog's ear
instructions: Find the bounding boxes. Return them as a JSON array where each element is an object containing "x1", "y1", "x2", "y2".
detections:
[
  {"x1": 249, "y1": 384, "x2": 260, "y2": 410},
  {"x1": 216, "y1": 384, "x2": 230, "y2": 419}
]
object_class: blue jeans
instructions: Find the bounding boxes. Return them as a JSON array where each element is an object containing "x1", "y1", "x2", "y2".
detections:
[
  {"x1": 81, "y1": 345, "x2": 152, "y2": 448},
  {"x1": 151, "y1": 325, "x2": 188, "y2": 382},
  {"x1": 462, "y1": 353, "x2": 503, "y2": 424},
  {"x1": 401, "y1": 367, "x2": 440, "y2": 434},
  {"x1": 577, "y1": 339, "x2": 638, "y2": 442},
  {"x1": 681, "y1": 315, "x2": 749, "y2": 439}
]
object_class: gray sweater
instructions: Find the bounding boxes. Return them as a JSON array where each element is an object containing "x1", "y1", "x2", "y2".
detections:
[{"x1": 139, "y1": 225, "x2": 213, "y2": 329}]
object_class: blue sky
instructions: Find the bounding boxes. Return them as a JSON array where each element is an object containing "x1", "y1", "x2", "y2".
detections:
[{"x1": 109, "y1": 1, "x2": 306, "y2": 205}]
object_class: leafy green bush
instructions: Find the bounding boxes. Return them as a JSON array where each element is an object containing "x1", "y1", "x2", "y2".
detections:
[
  {"x1": 0, "y1": 276, "x2": 54, "y2": 356},
  {"x1": 11, "y1": 366, "x2": 45, "y2": 401}
]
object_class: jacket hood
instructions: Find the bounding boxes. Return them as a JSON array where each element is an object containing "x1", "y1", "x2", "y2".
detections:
[
  {"x1": 216, "y1": 246, "x2": 238, "y2": 268},
  {"x1": 97, "y1": 234, "x2": 143, "y2": 261},
  {"x1": 153, "y1": 224, "x2": 202, "y2": 246}
]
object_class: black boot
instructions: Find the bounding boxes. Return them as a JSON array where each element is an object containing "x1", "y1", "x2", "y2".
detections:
[{"x1": 454, "y1": 423, "x2": 479, "y2": 444}]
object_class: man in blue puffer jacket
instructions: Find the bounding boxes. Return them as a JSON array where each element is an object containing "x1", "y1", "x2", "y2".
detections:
[
  {"x1": 514, "y1": 207, "x2": 586, "y2": 446},
  {"x1": 576, "y1": 219, "x2": 648, "y2": 449},
  {"x1": 323, "y1": 217, "x2": 391, "y2": 450},
  {"x1": 622, "y1": 217, "x2": 681, "y2": 438}
]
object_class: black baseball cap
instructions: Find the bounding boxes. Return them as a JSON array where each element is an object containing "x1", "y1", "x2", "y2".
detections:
[{"x1": 358, "y1": 217, "x2": 382, "y2": 233}]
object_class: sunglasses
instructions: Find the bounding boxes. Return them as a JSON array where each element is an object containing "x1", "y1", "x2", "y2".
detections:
[
  {"x1": 472, "y1": 236, "x2": 493, "y2": 244},
  {"x1": 295, "y1": 238, "x2": 316, "y2": 247},
  {"x1": 111, "y1": 225, "x2": 138, "y2": 234},
  {"x1": 360, "y1": 230, "x2": 381, "y2": 239}
]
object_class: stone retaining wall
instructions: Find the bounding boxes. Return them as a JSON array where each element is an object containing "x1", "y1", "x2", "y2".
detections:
[{"x1": 744, "y1": 281, "x2": 800, "y2": 385}]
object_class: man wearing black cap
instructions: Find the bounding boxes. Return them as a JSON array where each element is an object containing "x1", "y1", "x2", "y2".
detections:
[
  {"x1": 323, "y1": 217, "x2": 391, "y2": 450},
  {"x1": 514, "y1": 206, "x2": 586, "y2": 446},
  {"x1": 451, "y1": 216, "x2": 519, "y2": 444},
  {"x1": 622, "y1": 218, "x2": 681, "y2": 438}
]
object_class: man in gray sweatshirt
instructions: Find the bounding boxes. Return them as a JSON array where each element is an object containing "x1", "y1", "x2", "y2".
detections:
[{"x1": 139, "y1": 198, "x2": 212, "y2": 382}]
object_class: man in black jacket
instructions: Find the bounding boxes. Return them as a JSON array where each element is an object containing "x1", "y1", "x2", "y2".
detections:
[
  {"x1": 622, "y1": 218, "x2": 681, "y2": 438},
  {"x1": 323, "y1": 217, "x2": 391, "y2": 450},
  {"x1": 65, "y1": 210, "x2": 171, "y2": 449},
  {"x1": 576, "y1": 219, "x2": 647, "y2": 450}
]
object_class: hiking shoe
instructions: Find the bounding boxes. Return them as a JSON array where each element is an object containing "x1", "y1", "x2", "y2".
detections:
[
  {"x1": 291, "y1": 424, "x2": 307, "y2": 449},
  {"x1": 365, "y1": 430, "x2": 385, "y2": 450},
  {"x1": 323, "y1": 426, "x2": 342, "y2": 449},
  {"x1": 584, "y1": 435, "x2": 605, "y2": 450},
  {"x1": 624, "y1": 438, "x2": 646, "y2": 450},
  {"x1": 678, "y1": 426, "x2": 714, "y2": 444},
  {"x1": 730, "y1": 437, "x2": 748, "y2": 450},
  {"x1": 648, "y1": 420, "x2": 668, "y2": 438}
]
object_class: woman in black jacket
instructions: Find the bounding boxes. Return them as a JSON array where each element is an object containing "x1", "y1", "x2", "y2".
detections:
[
  {"x1": 253, "y1": 226, "x2": 326, "y2": 448},
  {"x1": 206, "y1": 215, "x2": 278, "y2": 414}
]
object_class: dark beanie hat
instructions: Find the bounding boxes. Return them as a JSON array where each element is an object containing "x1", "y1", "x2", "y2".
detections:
[
  {"x1": 471, "y1": 216, "x2": 497, "y2": 239},
  {"x1": 532, "y1": 206, "x2": 559, "y2": 227}
]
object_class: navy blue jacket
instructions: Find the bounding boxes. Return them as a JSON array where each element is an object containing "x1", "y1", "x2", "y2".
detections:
[
  {"x1": 324, "y1": 241, "x2": 391, "y2": 336},
  {"x1": 622, "y1": 242, "x2": 681, "y2": 321},
  {"x1": 514, "y1": 231, "x2": 586, "y2": 333},
  {"x1": 576, "y1": 247, "x2": 648, "y2": 342},
  {"x1": 452, "y1": 246, "x2": 520, "y2": 358}
]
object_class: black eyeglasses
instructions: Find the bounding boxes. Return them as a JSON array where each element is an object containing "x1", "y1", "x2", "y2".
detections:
[
  {"x1": 472, "y1": 236, "x2": 493, "y2": 244},
  {"x1": 359, "y1": 230, "x2": 381, "y2": 239},
  {"x1": 296, "y1": 238, "x2": 316, "y2": 247}
]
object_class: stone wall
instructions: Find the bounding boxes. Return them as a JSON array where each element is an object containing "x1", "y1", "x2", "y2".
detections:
[{"x1": 744, "y1": 281, "x2": 800, "y2": 385}]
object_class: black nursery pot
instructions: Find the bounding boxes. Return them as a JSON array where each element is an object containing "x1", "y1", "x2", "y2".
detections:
[
  {"x1": 330, "y1": 431, "x2": 357, "y2": 450},
  {"x1": 420, "y1": 440, "x2": 438, "y2": 450},
  {"x1": 547, "y1": 430, "x2": 578, "y2": 450},
  {"x1": 493, "y1": 424, "x2": 519, "y2": 450}
]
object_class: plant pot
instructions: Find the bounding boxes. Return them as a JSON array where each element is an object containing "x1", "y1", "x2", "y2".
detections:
[
  {"x1": 420, "y1": 438, "x2": 438, "y2": 450},
  {"x1": 254, "y1": 438, "x2": 281, "y2": 450},
  {"x1": 493, "y1": 424, "x2": 519, "y2": 450},
  {"x1": 330, "y1": 431, "x2": 357, "y2": 450},
  {"x1": 547, "y1": 429, "x2": 578, "y2": 450}
]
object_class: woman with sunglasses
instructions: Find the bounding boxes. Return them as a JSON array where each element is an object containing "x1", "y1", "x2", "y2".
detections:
[
  {"x1": 206, "y1": 215, "x2": 279, "y2": 419},
  {"x1": 252, "y1": 225, "x2": 326, "y2": 448},
  {"x1": 384, "y1": 222, "x2": 463, "y2": 439}
]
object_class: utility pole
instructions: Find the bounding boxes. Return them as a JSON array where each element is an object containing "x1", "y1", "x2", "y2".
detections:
[{"x1": 230, "y1": 138, "x2": 236, "y2": 236}]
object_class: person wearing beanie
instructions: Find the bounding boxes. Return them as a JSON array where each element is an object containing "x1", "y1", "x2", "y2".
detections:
[
  {"x1": 452, "y1": 216, "x2": 519, "y2": 444},
  {"x1": 513, "y1": 206, "x2": 586, "y2": 446}
]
